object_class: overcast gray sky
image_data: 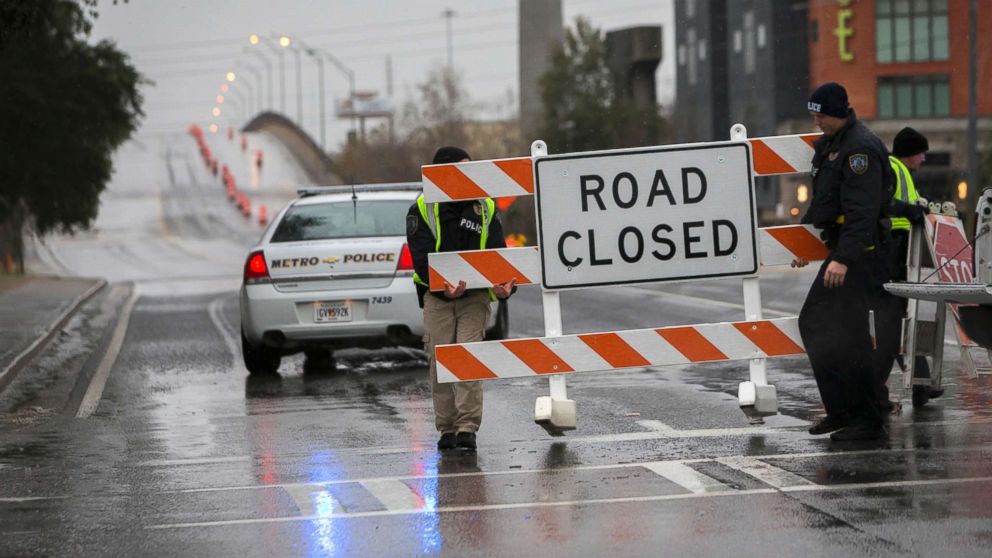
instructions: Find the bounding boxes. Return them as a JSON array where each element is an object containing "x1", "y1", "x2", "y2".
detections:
[{"x1": 92, "y1": 0, "x2": 674, "y2": 150}]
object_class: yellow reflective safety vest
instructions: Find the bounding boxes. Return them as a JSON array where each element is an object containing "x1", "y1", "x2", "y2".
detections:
[
  {"x1": 412, "y1": 194, "x2": 496, "y2": 297},
  {"x1": 889, "y1": 155, "x2": 919, "y2": 231}
]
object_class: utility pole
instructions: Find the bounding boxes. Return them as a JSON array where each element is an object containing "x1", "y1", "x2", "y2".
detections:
[
  {"x1": 966, "y1": 0, "x2": 979, "y2": 228},
  {"x1": 386, "y1": 54, "x2": 394, "y2": 143},
  {"x1": 442, "y1": 8, "x2": 455, "y2": 70}
]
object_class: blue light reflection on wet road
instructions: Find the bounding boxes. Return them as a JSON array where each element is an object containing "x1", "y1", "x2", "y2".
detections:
[{"x1": 305, "y1": 450, "x2": 346, "y2": 557}]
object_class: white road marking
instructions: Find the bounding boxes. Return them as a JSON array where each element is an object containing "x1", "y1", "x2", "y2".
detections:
[
  {"x1": 165, "y1": 443, "x2": 992, "y2": 496},
  {"x1": 146, "y1": 475, "x2": 992, "y2": 529},
  {"x1": 643, "y1": 461, "x2": 733, "y2": 494},
  {"x1": 139, "y1": 417, "x2": 992, "y2": 470},
  {"x1": 207, "y1": 295, "x2": 240, "y2": 371},
  {"x1": 628, "y1": 286, "x2": 793, "y2": 318},
  {"x1": 76, "y1": 285, "x2": 140, "y2": 418},
  {"x1": 360, "y1": 479, "x2": 425, "y2": 511},
  {"x1": 717, "y1": 456, "x2": 815, "y2": 488},
  {"x1": 283, "y1": 485, "x2": 343, "y2": 516},
  {"x1": 0, "y1": 496, "x2": 68, "y2": 502}
]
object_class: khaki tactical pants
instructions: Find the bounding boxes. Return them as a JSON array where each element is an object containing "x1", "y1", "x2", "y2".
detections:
[{"x1": 423, "y1": 290, "x2": 491, "y2": 433}]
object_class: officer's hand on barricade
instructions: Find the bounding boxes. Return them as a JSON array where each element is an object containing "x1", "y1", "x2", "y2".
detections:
[
  {"x1": 791, "y1": 258, "x2": 810, "y2": 268},
  {"x1": 824, "y1": 260, "x2": 848, "y2": 288},
  {"x1": 493, "y1": 278, "x2": 516, "y2": 299},
  {"x1": 908, "y1": 204, "x2": 929, "y2": 226},
  {"x1": 444, "y1": 280, "x2": 467, "y2": 299}
]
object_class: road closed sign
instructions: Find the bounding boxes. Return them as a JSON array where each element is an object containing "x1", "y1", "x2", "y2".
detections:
[{"x1": 534, "y1": 143, "x2": 758, "y2": 290}]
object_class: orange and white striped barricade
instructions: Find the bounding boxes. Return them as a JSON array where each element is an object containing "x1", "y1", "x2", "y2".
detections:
[
  {"x1": 420, "y1": 132, "x2": 818, "y2": 203},
  {"x1": 427, "y1": 225, "x2": 828, "y2": 291},
  {"x1": 423, "y1": 125, "x2": 823, "y2": 434},
  {"x1": 437, "y1": 318, "x2": 804, "y2": 383}
]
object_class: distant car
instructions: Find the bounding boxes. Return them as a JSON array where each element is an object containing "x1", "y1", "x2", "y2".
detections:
[{"x1": 239, "y1": 183, "x2": 509, "y2": 374}]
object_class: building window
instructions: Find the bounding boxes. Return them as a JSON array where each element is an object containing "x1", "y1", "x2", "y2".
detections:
[
  {"x1": 686, "y1": 0, "x2": 696, "y2": 19},
  {"x1": 678, "y1": 44, "x2": 686, "y2": 66},
  {"x1": 687, "y1": 28, "x2": 697, "y2": 85},
  {"x1": 877, "y1": 75, "x2": 950, "y2": 118},
  {"x1": 733, "y1": 30, "x2": 742, "y2": 53},
  {"x1": 743, "y1": 11, "x2": 756, "y2": 74},
  {"x1": 757, "y1": 24, "x2": 766, "y2": 48},
  {"x1": 876, "y1": 0, "x2": 948, "y2": 63},
  {"x1": 699, "y1": 39, "x2": 707, "y2": 61}
]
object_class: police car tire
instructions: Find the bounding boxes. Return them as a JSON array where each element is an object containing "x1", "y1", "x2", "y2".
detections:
[
  {"x1": 485, "y1": 300, "x2": 509, "y2": 341},
  {"x1": 242, "y1": 330, "x2": 281, "y2": 375},
  {"x1": 911, "y1": 384, "x2": 930, "y2": 408}
]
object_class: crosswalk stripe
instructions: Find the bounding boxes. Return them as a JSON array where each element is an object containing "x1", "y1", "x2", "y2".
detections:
[
  {"x1": 360, "y1": 479, "x2": 425, "y2": 511},
  {"x1": 643, "y1": 462, "x2": 733, "y2": 494},
  {"x1": 716, "y1": 456, "x2": 815, "y2": 488},
  {"x1": 283, "y1": 485, "x2": 343, "y2": 516}
]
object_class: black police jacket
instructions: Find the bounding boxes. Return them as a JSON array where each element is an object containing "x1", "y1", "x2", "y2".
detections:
[
  {"x1": 802, "y1": 112, "x2": 895, "y2": 266},
  {"x1": 406, "y1": 199, "x2": 507, "y2": 307}
]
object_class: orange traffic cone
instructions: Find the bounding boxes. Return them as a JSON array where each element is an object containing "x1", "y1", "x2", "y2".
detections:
[{"x1": 258, "y1": 204, "x2": 268, "y2": 226}]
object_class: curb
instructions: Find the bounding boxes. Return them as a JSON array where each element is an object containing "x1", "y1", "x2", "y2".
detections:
[
  {"x1": 66, "y1": 282, "x2": 138, "y2": 418},
  {"x1": 0, "y1": 278, "x2": 108, "y2": 395}
]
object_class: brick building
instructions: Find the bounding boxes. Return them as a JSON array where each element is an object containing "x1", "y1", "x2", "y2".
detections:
[{"x1": 783, "y1": 0, "x2": 992, "y2": 219}]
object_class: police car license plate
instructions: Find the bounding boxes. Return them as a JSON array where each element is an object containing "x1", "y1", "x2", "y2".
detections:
[{"x1": 314, "y1": 301, "x2": 351, "y2": 323}]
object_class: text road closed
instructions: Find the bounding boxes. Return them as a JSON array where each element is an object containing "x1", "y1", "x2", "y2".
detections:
[{"x1": 535, "y1": 143, "x2": 758, "y2": 289}]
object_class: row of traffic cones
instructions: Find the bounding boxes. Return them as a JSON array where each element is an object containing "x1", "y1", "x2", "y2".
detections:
[{"x1": 191, "y1": 124, "x2": 268, "y2": 226}]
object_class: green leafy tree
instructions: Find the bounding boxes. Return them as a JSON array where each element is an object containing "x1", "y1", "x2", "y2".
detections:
[
  {"x1": 538, "y1": 17, "x2": 670, "y2": 154},
  {"x1": 0, "y1": 0, "x2": 145, "y2": 271},
  {"x1": 538, "y1": 17, "x2": 615, "y2": 153}
]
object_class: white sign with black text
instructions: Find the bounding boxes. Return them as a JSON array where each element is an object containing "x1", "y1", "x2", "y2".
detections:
[{"x1": 534, "y1": 143, "x2": 758, "y2": 290}]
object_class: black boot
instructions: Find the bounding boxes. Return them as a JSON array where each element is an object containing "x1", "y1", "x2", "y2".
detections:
[
  {"x1": 808, "y1": 415, "x2": 849, "y2": 435},
  {"x1": 455, "y1": 431, "x2": 477, "y2": 450},
  {"x1": 437, "y1": 432, "x2": 457, "y2": 450},
  {"x1": 830, "y1": 422, "x2": 887, "y2": 441}
]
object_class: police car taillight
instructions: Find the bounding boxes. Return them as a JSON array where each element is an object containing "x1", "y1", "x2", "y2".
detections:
[
  {"x1": 397, "y1": 243, "x2": 414, "y2": 271},
  {"x1": 244, "y1": 250, "x2": 269, "y2": 281}
]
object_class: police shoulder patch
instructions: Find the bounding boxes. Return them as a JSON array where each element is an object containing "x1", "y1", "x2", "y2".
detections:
[
  {"x1": 406, "y1": 214, "x2": 418, "y2": 236},
  {"x1": 848, "y1": 153, "x2": 869, "y2": 175}
]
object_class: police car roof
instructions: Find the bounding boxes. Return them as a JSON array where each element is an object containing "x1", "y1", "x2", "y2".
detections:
[{"x1": 293, "y1": 184, "x2": 421, "y2": 206}]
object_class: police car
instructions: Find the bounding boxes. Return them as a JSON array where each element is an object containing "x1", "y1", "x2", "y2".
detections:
[{"x1": 239, "y1": 183, "x2": 508, "y2": 374}]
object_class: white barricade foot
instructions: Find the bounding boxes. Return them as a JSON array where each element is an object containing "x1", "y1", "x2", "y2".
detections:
[
  {"x1": 738, "y1": 381, "x2": 778, "y2": 424},
  {"x1": 534, "y1": 396, "x2": 576, "y2": 436}
]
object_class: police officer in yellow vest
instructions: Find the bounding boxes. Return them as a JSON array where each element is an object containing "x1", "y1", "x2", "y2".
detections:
[
  {"x1": 874, "y1": 127, "x2": 939, "y2": 410},
  {"x1": 406, "y1": 146, "x2": 516, "y2": 452}
]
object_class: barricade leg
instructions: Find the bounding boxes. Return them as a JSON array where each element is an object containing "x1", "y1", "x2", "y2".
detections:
[
  {"x1": 529, "y1": 140, "x2": 576, "y2": 435},
  {"x1": 738, "y1": 277, "x2": 778, "y2": 423},
  {"x1": 902, "y1": 225, "x2": 924, "y2": 389},
  {"x1": 729, "y1": 124, "x2": 777, "y2": 423}
]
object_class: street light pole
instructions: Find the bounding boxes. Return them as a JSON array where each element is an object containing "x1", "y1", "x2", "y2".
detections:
[
  {"x1": 292, "y1": 45, "x2": 303, "y2": 126},
  {"x1": 966, "y1": 0, "x2": 979, "y2": 224},
  {"x1": 256, "y1": 35, "x2": 286, "y2": 114},
  {"x1": 295, "y1": 39, "x2": 327, "y2": 149},
  {"x1": 322, "y1": 51, "x2": 357, "y2": 134},
  {"x1": 237, "y1": 61, "x2": 263, "y2": 116},
  {"x1": 243, "y1": 48, "x2": 273, "y2": 111}
]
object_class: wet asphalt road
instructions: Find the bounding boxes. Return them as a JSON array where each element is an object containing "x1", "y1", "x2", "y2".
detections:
[{"x1": 3, "y1": 136, "x2": 992, "y2": 557}]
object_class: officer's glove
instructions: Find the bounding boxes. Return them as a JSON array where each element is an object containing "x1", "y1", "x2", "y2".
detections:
[{"x1": 907, "y1": 204, "x2": 928, "y2": 226}]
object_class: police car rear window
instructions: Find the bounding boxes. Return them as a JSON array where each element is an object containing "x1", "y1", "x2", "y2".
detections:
[{"x1": 270, "y1": 200, "x2": 410, "y2": 242}]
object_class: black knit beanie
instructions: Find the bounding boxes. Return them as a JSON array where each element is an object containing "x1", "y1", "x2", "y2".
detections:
[
  {"x1": 808, "y1": 82, "x2": 851, "y2": 118},
  {"x1": 892, "y1": 127, "x2": 929, "y2": 157},
  {"x1": 432, "y1": 146, "x2": 471, "y2": 165}
]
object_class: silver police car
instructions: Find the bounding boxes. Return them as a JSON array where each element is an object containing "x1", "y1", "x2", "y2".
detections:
[{"x1": 239, "y1": 184, "x2": 507, "y2": 374}]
